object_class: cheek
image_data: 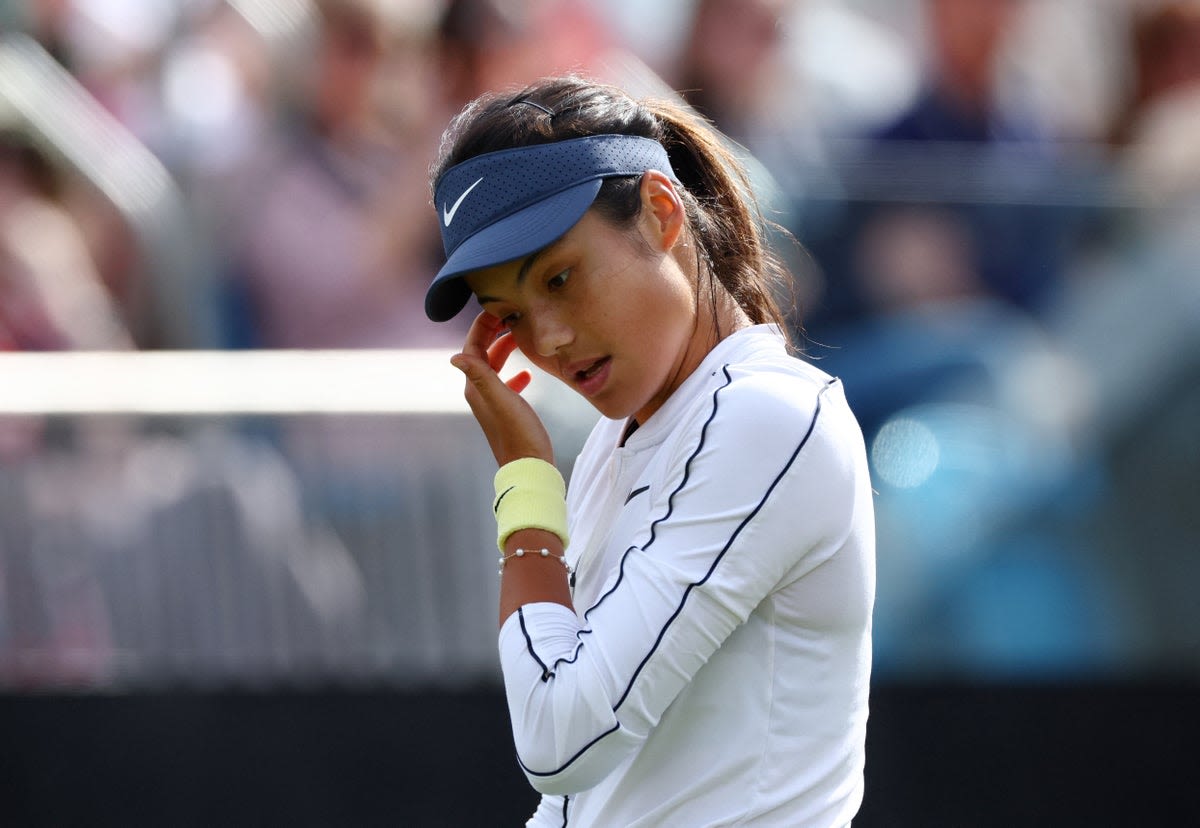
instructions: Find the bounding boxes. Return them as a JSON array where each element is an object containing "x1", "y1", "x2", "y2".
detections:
[
  {"x1": 619, "y1": 288, "x2": 694, "y2": 371},
  {"x1": 512, "y1": 334, "x2": 558, "y2": 375},
  {"x1": 630, "y1": 273, "x2": 695, "y2": 337},
  {"x1": 511, "y1": 334, "x2": 537, "y2": 363},
  {"x1": 584, "y1": 258, "x2": 696, "y2": 359}
]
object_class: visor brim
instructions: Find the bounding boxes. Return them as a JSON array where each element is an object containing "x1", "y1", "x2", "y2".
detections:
[{"x1": 424, "y1": 179, "x2": 604, "y2": 322}]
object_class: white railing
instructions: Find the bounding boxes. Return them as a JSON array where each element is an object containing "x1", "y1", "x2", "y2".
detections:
[{"x1": 0, "y1": 349, "x2": 592, "y2": 691}]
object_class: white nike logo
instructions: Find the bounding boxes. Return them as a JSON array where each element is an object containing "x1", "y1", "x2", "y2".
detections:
[{"x1": 443, "y1": 177, "x2": 484, "y2": 226}]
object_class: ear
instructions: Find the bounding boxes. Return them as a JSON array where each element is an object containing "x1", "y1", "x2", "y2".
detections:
[{"x1": 637, "y1": 170, "x2": 686, "y2": 253}]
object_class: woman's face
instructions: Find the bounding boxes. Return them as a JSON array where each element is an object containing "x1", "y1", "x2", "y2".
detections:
[{"x1": 463, "y1": 185, "x2": 711, "y2": 425}]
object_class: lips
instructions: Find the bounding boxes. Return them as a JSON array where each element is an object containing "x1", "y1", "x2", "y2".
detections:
[
  {"x1": 575, "y1": 358, "x2": 606, "y2": 380},
  {"x1": 568, "y1": 356, "x2": 611, "y2": 397}
]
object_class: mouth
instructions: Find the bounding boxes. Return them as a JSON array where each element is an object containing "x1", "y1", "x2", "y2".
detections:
[
  {"x1": 574, "y1": 357, "x2": 607, "y2": 380},
  {"x1": 569, "y1": 356, "x2": 611, "y2": 396}
]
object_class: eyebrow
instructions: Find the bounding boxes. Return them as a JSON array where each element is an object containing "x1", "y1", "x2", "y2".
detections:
[{"x1": 474, "y1": 247, "x2": 546, "y2": 306}]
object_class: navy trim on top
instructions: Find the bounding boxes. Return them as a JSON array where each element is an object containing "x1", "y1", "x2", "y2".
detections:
[
  {"x1": 517, "y1": 370, "x2": 840, "y2": 778},
  {"x1": 612, "y1": 374, "x2": 836, "y2": 712},
  {"x1": 519, "y1": 723, "x2": 621, "y2": 778},
  {"x1": 517, "y1": 607, "x2": 554, "y2": 682}
]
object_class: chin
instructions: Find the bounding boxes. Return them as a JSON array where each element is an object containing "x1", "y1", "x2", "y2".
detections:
[{"x1": 582, "y1": 395, "x2": 637, "y2": 422}]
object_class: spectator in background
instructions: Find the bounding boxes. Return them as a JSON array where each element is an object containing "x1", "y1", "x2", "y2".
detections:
[
  {"x1": 674, "y1": 0, "x2": 798, "y2": 150},
  {"x1": 230, "y1": 0, "x2": 456, "y2": 350},
  {"x1": 800, "y1": 0, "x2": 1071, "y2": 337},
  {"x1": 436, "y1": 0, "x2": 616, "y2": 113},
  {"x1": 0, "y1": 130, "x2": 131, "y2": 351},
  {"x1": 0, "y1": 126, "x2": 132, "y2": 499},
  {"x1": 1111, "y1": 0, "x2": 1200, "y2": 208},
  {"x1": 877, "y1": 0, "x2": 1032, "y2": 144},
  {"x1": 6, "y1": 0, "x2": 196, "y2": 345},
  {"x1": 814, "y1": 204, "x2": 1033, "y2": 442}
]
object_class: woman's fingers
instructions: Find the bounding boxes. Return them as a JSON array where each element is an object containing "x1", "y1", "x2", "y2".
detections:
[
  {"x1": 449, "y1": 351, "x2": 502, "y2": 401},
  {"x1": 451, "y1": 316, "x2": 552, "y2": 466},
  {"x1": 450, "y1": 354, "x2": 550, "y2": 464},
  {"x1": 460, "y1": 311, "x2": 506, "y2": 360},
  {"x1": 487, "y1": 330, "x2": 520, "y2": 373},
  {"x1": 506, "y1": 370, "x2": 532, "y2": 394},
  {"x1": 459, "y1": 312, "x2": 529, "y2": 393}
]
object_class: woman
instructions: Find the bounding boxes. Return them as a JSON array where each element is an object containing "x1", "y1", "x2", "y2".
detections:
[{"x1": 425, "y1": 77, "x2": 875, "y2": 827}]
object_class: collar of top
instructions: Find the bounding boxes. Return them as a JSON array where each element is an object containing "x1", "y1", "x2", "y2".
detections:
[{"x1": 425, "y1": 134, "x2": 676, "y2": 322}]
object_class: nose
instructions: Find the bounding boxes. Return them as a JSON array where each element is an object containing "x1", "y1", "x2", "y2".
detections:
[{"x1": 529, "y1": 309, "x2": 573, "y2": 358}]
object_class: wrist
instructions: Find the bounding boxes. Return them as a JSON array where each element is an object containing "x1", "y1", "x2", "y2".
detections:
[
  {"x1": 493, "y1": 458, "x2": 569, "y2": 552},
  {"x1": 497, "y1": 536, "x2": 572, "y2": 577}
]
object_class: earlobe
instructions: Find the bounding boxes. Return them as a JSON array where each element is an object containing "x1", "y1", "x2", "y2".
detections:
[{"x1": 639, "y1": 170, "x2": 685, "y2": 252}]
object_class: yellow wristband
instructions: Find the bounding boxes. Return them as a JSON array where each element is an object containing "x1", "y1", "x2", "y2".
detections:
[{"x1": 493, "y1": 458, "x2": 569, "y2": 552}]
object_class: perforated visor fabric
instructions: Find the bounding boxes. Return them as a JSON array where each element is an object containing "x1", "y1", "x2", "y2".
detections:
[{"x1": 426, "y1": 134, "x2": 676, "y2": 322}]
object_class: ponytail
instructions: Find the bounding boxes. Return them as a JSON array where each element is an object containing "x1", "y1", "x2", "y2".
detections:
[{"x1": 644, "y1": 97, "x2": 792, "y2": 335}]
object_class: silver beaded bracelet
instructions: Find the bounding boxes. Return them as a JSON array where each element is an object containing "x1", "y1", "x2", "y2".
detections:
[{"x1": 498, "y1": 547, "x2": 573, "y2": 577}]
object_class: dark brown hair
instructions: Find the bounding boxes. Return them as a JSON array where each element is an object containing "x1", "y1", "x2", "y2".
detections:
[{"x1": 430, "y1": 76, "x2": 794, "y2": 343}]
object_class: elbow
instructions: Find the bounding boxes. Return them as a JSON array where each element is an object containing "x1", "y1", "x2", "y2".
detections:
[
  {"x1": 516, "y1": 722, "x2": 639, "y2": 796},
  {"x1": 524, "y1": 764, "x2": 606, "y2": 797}
]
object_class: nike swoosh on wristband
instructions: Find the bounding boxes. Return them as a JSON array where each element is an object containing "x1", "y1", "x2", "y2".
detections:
[
  {"x1": 443, "y1": 176, "x2": 484, "y2": 226},
  {"x1": 494, "y1": 485, "x2": 516, "y2": 513}
]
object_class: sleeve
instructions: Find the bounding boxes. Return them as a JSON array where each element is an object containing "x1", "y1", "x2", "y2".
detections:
[
  {"x1": 498, "y1": 375, "x2": 859, "y2": 795},
  {"x1": 524, "y1": 794, "x2": 567, "y2": 827}
]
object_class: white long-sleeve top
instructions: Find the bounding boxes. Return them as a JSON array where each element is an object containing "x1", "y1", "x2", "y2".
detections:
[{"x1": 499, "y1": 325, "x2": 876, "y2": 827}]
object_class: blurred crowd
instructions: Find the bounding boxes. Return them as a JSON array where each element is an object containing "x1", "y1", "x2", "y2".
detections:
[
  {"x1": 1, "y1": 0, "x2": 1196, "y2": 349},
  {"x1": 0, "y1": 0, "x2": 1198, "y2": 685}
]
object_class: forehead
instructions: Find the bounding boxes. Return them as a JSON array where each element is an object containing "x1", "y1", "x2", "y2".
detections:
[
  {"x1": 463, "y1": 212, "x2": 604, "y2": 300},
  {"x1": 464, "y1": 255, "x2": 531, "y2": 300}
]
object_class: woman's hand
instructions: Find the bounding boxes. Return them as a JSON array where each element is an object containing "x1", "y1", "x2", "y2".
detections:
[{"x1": 451, "y1": 311, "x2": 554, "y2": 467}]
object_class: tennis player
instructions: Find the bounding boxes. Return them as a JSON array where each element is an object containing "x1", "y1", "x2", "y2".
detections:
[{"x1": 426, "y1": 76, "x2": 875, "y2": 827}]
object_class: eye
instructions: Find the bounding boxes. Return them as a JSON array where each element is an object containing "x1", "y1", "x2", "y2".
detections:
[
  {"x1": 547, "y1": 269, "x2": 570, "y2": 290},
  {"x1": 500, "y1": 311, "x2": 521, "y2": 328}
]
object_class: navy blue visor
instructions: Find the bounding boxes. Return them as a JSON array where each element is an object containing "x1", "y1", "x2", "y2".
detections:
[{"x1": 425, "y1": 134, "x2": 677, "y2": 322}]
